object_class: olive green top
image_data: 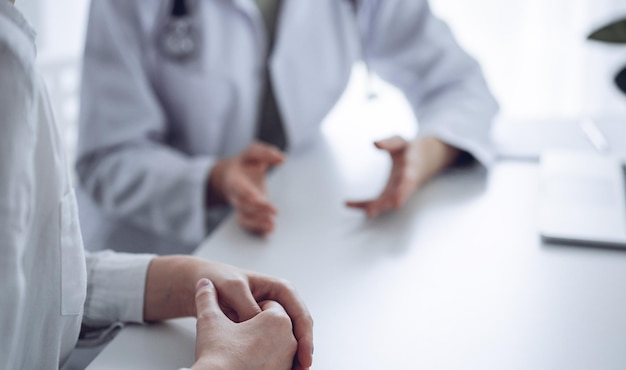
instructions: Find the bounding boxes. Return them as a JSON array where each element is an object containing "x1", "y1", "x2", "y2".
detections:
[
  {"x1": 255, "y1": 0, "x2": 282, "y2": 41},
  {"x1": 588, "y1": 17, "x2": 626, "y2": 44}
]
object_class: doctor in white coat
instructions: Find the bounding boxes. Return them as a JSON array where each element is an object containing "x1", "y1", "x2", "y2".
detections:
[
  {"x1": 77, "y1": 0, "x2": 498, "y2": 254},
  {"x1": 0, "y1": 3, "x2": 313, "y2": 368}
]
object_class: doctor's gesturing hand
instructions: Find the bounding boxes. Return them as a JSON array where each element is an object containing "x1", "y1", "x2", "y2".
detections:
[
  {"x1": 209, "y1": 142, "x2": 285, "y2": 235},
  {"x1": 346, "y1": 136, "x2": 461, "y2": 217}
]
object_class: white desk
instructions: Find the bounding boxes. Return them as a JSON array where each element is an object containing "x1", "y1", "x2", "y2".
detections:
[{"x1": 88, "y1": 129, "x2": 626, "y2": 370}]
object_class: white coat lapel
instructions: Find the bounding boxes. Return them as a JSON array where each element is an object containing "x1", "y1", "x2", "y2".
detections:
[{"x1": 270, "y1": 0, "x2": 361, "y2": 150}]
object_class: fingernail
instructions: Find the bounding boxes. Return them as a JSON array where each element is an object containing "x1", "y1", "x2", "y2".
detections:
[{"x1": 197, "y1": 278, "x2": 210, "y2": 289}]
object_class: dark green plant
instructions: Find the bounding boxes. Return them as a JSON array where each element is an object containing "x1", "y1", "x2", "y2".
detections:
[{"x1": 588, "y1": 17, "x2": 626, "y2": 94}]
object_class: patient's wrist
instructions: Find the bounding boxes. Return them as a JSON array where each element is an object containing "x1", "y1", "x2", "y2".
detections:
[{"x1": 191, "y1": 356, "x2": 226, "y2": 370}]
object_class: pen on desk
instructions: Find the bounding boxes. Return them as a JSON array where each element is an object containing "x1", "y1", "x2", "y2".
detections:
[{"x1": 579, "y1": 119, "x2": 611, "y2": 155}]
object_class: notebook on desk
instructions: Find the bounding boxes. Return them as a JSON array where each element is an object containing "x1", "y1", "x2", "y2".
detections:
[{"x1": 538, "y1": 150, "x2": 626, "y2": 248}]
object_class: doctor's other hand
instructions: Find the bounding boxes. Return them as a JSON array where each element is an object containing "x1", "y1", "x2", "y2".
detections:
[
  {"x1": 346, "y1": 136, "x2": 460, "y2": 218},
  {"x1": 192, "y1": 279, "x2": 297, "y2": 370},
  {"x1": 209, "y1": 142, "x2": 284, "y2": 235}
]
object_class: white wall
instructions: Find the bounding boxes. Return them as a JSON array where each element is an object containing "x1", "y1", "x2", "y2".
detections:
[
  {"x1": 15, "y1": 0, "x2": 89, "y2": 60},
  {"x1": 431, "y1": 0, "x2": 626, "y2": 120},
  {"x1": 14, "y1": 0, "x2": 90, "y2": 165}
]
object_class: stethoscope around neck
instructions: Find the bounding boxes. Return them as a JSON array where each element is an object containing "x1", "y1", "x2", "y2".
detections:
[
  {"x1": 158, "y1": 0, "x2": 362, "y2": 62},
  {"x1": 158, "y1": 0, "x2": 200, "y2": 61}
]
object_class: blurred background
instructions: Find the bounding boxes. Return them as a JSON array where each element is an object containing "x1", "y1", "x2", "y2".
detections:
[{"x1": 15, "y1": 0, "x2": 626, "y2": 159}]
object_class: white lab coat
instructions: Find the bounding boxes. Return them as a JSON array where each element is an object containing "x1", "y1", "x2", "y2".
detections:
[
  {"x1": 77, "y1": 0, "x2": 498, "y2": 254},
  {"x1": 0, "y1": 3, "x2": 153, "y2": 368}
]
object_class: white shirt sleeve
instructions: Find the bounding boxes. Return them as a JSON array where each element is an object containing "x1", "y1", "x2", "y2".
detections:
[
  {"x1": 0, "y1": 25, "x2": 37, "y2": 367},
  {"x1": 362, "y1": 0, "x2": 499, "y2": 166},
  {"x1": 82, "y1": 250, "x2": 156, "y2": 328}
]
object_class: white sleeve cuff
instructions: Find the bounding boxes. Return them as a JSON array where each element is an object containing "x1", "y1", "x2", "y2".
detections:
[
  {"x1": 83, "y1": 251, "x2": 156, "y2": 327},
  {"x1": 417, "y1": 125, "x2": 495, "y2": 168}
]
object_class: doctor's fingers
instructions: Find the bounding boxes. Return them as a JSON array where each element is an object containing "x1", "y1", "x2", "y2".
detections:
[
  {"x1": 236, "y1": 196, "x2": 275, "y2": 216},
  {"x1": 345, "y1": 176, "x2": 400, "y2": 216},
  {"x1": 237, "y1": 199, "x2": 277, "y2": 218},
  {"x1": 345, "y1": 199, "x2": 384, "y2": 218},
  {"x1": 345, "y1": 200, "x2": 371, "y2": 209},
  {"x1": 237, "y1": 213, "x2": 274, "y2": 235},
  {"x1": 346, "y1": 192, "x2": 399, "y2": 218},
  {"x1": 233, "y1": 189, "x2": 278, "y2": 216},
  {"x1": 370, "y1": 181, "x2": 414, "y2": 215},
  {"x1": 242, "y1": 142, "x2": 285, "y2": 166},
  {"x1": 374, "y1": 136, "x2": 409, "y2": 154},
  {"x1": 365, "y1": 199, "x2": 391, "y2": 218}
]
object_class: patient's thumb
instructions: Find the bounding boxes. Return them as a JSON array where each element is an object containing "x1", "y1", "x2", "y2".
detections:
[{"x1": 195, "y1": 278, "x2": 223, "y2": 322}]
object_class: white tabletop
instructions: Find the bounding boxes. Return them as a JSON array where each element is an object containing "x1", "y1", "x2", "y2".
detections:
[
  {"x1": 88, "y1": 73, "x2": 626, "y2": 369},
  {"x1": 88, "y1": 129, "x2": 626, "y2": 370}
]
